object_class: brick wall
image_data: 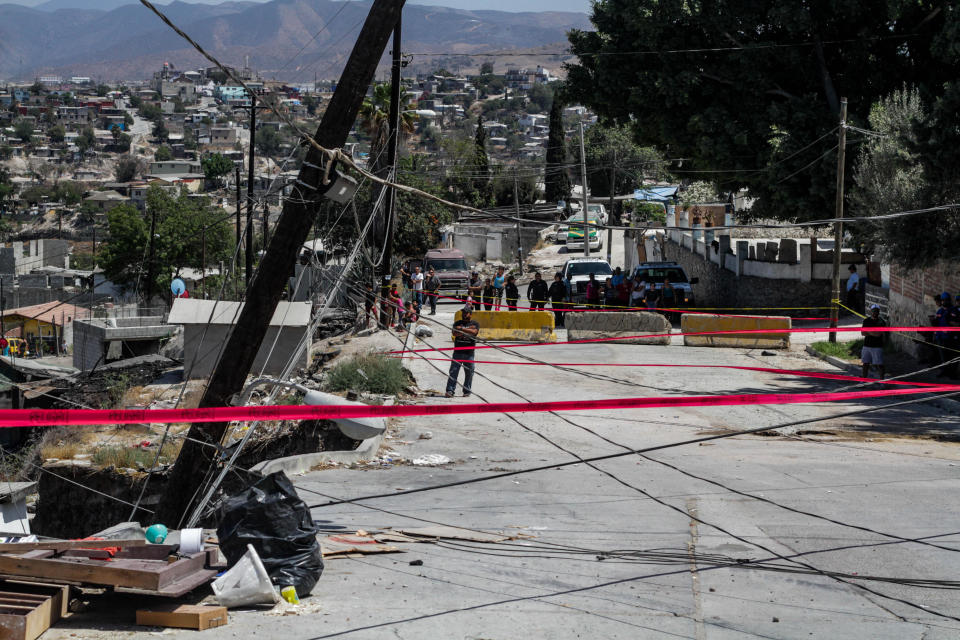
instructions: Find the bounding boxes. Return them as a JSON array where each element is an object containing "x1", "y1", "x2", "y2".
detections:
[{"x1": 887, "y1": 261, "x2": 960, "y2": 357}]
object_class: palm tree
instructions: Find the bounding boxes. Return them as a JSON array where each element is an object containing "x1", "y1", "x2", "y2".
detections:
[{"x1": 358, "y1": 83, "x2": 417, "y2": 173}]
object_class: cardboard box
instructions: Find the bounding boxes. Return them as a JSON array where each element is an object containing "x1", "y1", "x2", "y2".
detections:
[{"x1": 136, "y1": 604, "x2": 228, "y2": 630}]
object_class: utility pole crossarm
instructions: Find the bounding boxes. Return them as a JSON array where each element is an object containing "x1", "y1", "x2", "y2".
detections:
[{"x1": 159, "y1": 0, "x2": 407, "y2": 524}]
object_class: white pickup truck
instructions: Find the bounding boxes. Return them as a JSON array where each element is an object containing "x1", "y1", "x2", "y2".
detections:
[{"x1": 561, "y1": 257, "x2": 613, "y2": 304}]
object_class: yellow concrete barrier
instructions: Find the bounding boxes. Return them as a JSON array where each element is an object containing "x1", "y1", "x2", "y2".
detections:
[
  {"x1": 454, "y1": 310, "x2": 556, "y2": 342},
  {"x1": 681, "y1": 313, "x2": 791, "y2": 349}
]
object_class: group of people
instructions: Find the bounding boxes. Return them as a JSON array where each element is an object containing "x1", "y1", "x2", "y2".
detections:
[
  {"x1": 932, "y1": 291, "x2": 960, "y2": 377},
  {"x1": 514, "y1": 267, "x2": 682, "y2": 328}
]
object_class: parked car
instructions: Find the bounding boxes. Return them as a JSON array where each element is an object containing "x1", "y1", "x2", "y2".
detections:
[
  {"x1": 632, "y1": 261, "x2": 699, "y2": 306},
  {"x1": 422, "y1": 248, "x2": 470, "y2": 300},
  {"x1": 586, "y1": 203, "x2": 608, "y2": 224},
  {"x1": 566, "y1": 217, "x2": 602, "y2": 252},
  {"x1": 561, "y1": 257, "x2": 613, "y2": 304}
]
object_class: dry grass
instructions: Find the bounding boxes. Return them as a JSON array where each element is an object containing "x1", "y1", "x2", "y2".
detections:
[
  {"x1": 39, "y1": 442, "x2": 81, "y2": 460},
  {"x1": 92, "y1": 439, "x2": 182, "y2": 470}
]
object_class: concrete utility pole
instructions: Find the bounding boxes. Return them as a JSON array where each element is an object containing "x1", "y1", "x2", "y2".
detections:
[
  {"x1": 158, "y1": 0, "x2": 408, "y2": 524},
  {"x1": 828, "y1": 97, "x2": 848, "y2": 343},
  {"x1": 578, "y1": 119, "x2": 590, "y2": 257},
  {"x1": 235, "y1": 165, "x2": 241, "y2": 299},
  {"x1": 246, "y1": 94, "x2": 256, "y2": 290},
  {"x1": 378, "y1": 16, "x2": 403, "y2": 317}
]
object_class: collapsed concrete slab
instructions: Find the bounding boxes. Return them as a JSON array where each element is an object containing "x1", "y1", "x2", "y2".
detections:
[{"x1": 564, "y1": 311, "x2": 672, "y2": 345}]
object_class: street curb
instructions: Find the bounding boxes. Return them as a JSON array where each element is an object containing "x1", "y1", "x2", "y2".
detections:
[
  {"x1": 804, "y1": 345, "x2": 960, "y2": 414},
  {"x1": 250, "y1": 399, "x2": 392, "y2": 476}
]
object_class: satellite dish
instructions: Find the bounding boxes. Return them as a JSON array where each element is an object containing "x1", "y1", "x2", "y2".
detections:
[{"x1": 171, "y1": 278, "x2": 186, "y2": 297}]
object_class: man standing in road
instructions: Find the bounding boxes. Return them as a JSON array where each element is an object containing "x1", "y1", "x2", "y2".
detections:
[
  {"x1": 527, "y1": 271, "x2": 549, "y2": 310},
  {"x1": 410, "y1": 265, "x2": 425, "y2": 307},
  {"x1": 505, "y1": 275, "x2": 519, "y2": 311},
  {"x1": 446, "y1": 304, "x2": 479, "y2": 397},
  {"x1": 548, "y1": 272, "x2": 567, "y2": 327},
  {"x1": 860, "y1": 304, "x2": 886, "y2": 379},
  {"x1": 424, "y1": 267, "x2": 441, "y2": 315}
]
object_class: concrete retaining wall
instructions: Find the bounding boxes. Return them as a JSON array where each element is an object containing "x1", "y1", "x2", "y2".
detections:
[
  {"x1": 565, "y1": 311, "x2": 671, "y2": 345},
  {"x1": 681, "y1": 313, "x2": 791, "y2": 349}
]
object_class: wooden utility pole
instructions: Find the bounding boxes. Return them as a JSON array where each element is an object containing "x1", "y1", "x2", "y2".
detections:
[
  {"x1": 378, "y1": 17, "x2": 403, "y2": 310},
  {"x1": 606, "y1": 150, "x2": 615, "y2": 264},
  {"x1": 144, "y1": 205, "x2": 157, "y2": 308},
  {"x1": 513, "y1": 169, "x2": 523, "y2": 271},
  {"x1": 158, "y1": 0, "x2": 407, "y2": 524},
  {"x1": 828, "y1": 97, "x2": 848, "y2": 343},
  {"x1": 578, "y1": 119, "x2": 590, "y2": 257}
]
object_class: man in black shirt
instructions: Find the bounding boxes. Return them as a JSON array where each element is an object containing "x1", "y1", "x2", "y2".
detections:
[
  {"x1": 527, "y1": 271, "x2": 549, "y2": 310},
  {"x1": 446, "y1": 305, "x2": 480, "y2": 397},
  {"x1": 548, "y1": 272, "x2": 568, "y2": 327},
  {"x1": 860, "y1": 304, "x2": 885, "y2": 379}
]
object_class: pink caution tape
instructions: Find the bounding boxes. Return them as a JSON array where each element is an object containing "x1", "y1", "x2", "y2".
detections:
[
  {"x1": 400, "y1": 358, "x2": 947, "y2": 387},
  {"x1": 3, "y1": 384, "x2": 957, "y2": 428},
  {"x1": 389, "y1": 325, "x2": 960, "y2": 354}
]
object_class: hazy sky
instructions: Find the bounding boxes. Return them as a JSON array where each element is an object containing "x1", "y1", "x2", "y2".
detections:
[{"x1": 9, "y1": 0, "x2": 592, "y2": 14}]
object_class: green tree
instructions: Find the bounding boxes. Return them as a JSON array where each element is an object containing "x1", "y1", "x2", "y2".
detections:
[
  {"x1": 849, "y1": 87, "x2": 930, "y2": 267},
  {"x1": 527, "y1": 83, "x2": 553, "y2": 113},
  {"x1": 111, "y1": 124, "x2": 123, "y2": 145},
  {"x1": 302, "y1": 94, "x2": 319, "y2": 116},
  {"x1": 14, "y1": 120, "x2": 33, "y2": 144},
  {"x1": 574, "y1": 123, "x2": 667, "y2": 199},
  {"x1": 392, "y1": 156, "x2": 453, "y2": 257},
  {"x1": 0, "y1": 146, "x2": 13, "y2": 161},
  {"x1": 544, "y1": 96, "x2": 570, "y2": 205},
  {"x1": 0, "y1": 169, "x2": 13, "y2": 215},
  {"x1": 172, "y1": 96, "x2": 186, "y2": 113},
  {"x1": 76, "y1": 127, "x2": 97, "y2": 154},
  {"x1": 123, "y1": 112, "x2": 134, "y2": 126},
  {"x1": 115, "y1": 132, "x2": 132, "y2": 152},
  {"x1": 154, "y1": 145, "x2": 173, "y2": 161},
  {"x1": 254, "y1": 126, "x2": 282, "y2": 157},
  {"x1": 49, "y1": 124, "x2": 66, "y2": 144},
  {"x1": 152, "y1": 119, "x2": 169, "y2": 142},
  {"x1": 54, "y1": 181, "x2": 84, "y2": 206},
  {"x1": 202, "y1": 153, "x2": 234, "y2": 182},
  {"x1": 96, "y1": 84, "x2": 110, "y2": 97},
  {"x1": 480, "y1": 61, "x2": 494, "y2": 76},
  {"x1": 140, "y1": 102, "x2": 162, "y2": 121},
  {"x1": 29, "y1": 81, "x2": 44, "y2": 95},
  {"x1": 115, "y1": 155, "x2": 143, "y2": 183},
  {"x1": 357, "y1": 83, "x2": 417, "y2": 173},
  {"x1": 565, "y1": 0, "x2": 953, "y2": 221},
  {"x1": 101, "y1": 187, "x2": 232, "y2": 295},
  {"x1": 472, "y1": 120, "x2": 492, "y2": 206}
]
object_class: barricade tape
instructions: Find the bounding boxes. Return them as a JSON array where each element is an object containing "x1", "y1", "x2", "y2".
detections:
[
  {"x1": 397, "y1": 358, "x2": 945, "y2": 387},
  {"x1": 2, "y1": 385, "x2": 958, "y2": 428},
  {"x1": 390, "y1": 325, "x2": 960, "y2": 354},
  {"x1": 433, "y1": 293, "x2": 831, "y2": 320},
  {"x1": 835, "y1": 300, "x2": 960, "y2": 356}
]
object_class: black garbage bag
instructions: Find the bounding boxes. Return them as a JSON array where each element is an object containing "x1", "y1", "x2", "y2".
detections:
[{"x1": 217, "y1": 471, "x2": 323, "y2": 595}]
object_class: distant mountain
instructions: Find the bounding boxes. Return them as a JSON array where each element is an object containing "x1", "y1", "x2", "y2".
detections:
[
  {"x1": 34, "y1": 0, "x2": 136, "y2": 10},
  {"x1": 0, "y1": 0, "x2": 588, "y2": 81}
]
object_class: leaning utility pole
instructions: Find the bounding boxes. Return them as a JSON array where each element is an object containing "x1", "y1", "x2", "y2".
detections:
[
  {"x1": 578, "y1": 119, "x2": 590, "y2": 257},
  {"x1": 378, "y1": 16, "x2": 403, "y2": 319},
  {"x1": 159, "y1": 0, "x2": 407, "y2": 524},
  {"x1": 828, "y1": 97, "x2": 848, "y2": 343}
]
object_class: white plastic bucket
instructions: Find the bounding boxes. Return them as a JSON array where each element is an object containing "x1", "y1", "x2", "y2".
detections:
[
  {"x1": 211, "y1": 544, "x2": 279, "y2": 608},
  {"x1": 180, "y1": 528, "x2": 203, "y2": 554}
]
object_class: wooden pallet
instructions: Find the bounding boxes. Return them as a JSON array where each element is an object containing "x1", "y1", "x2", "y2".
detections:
[
  {"x1": 0, "y1": 546, "x2": 221, "y2": 598},
  {"x1": 0, "y1": 580, "x2": 69, "y2": 640}
]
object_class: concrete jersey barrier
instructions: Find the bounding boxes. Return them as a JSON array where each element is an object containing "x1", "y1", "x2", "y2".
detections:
[
  {"x1": 681, "y1": 313, "x2": 791, "y2": 349},
  {"x1": 565, "y1": 311, "x2": 671, "y2": 345},
  {"x1": 454, "y1": 310, "x2": 556, "y2": 343}
]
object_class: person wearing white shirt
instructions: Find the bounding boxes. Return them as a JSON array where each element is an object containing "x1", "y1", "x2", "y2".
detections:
[
  {"x1": 846, "y1": 264, "x2": 861, "y2": 313},
  {"x1": 411, "y1": 265, "x2": 425, "y2": 307}
]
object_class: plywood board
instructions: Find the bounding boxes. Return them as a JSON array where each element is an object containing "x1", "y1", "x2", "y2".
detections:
[{"x1": 136, "y1": 604, "x2": 228, "y2": 630}]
